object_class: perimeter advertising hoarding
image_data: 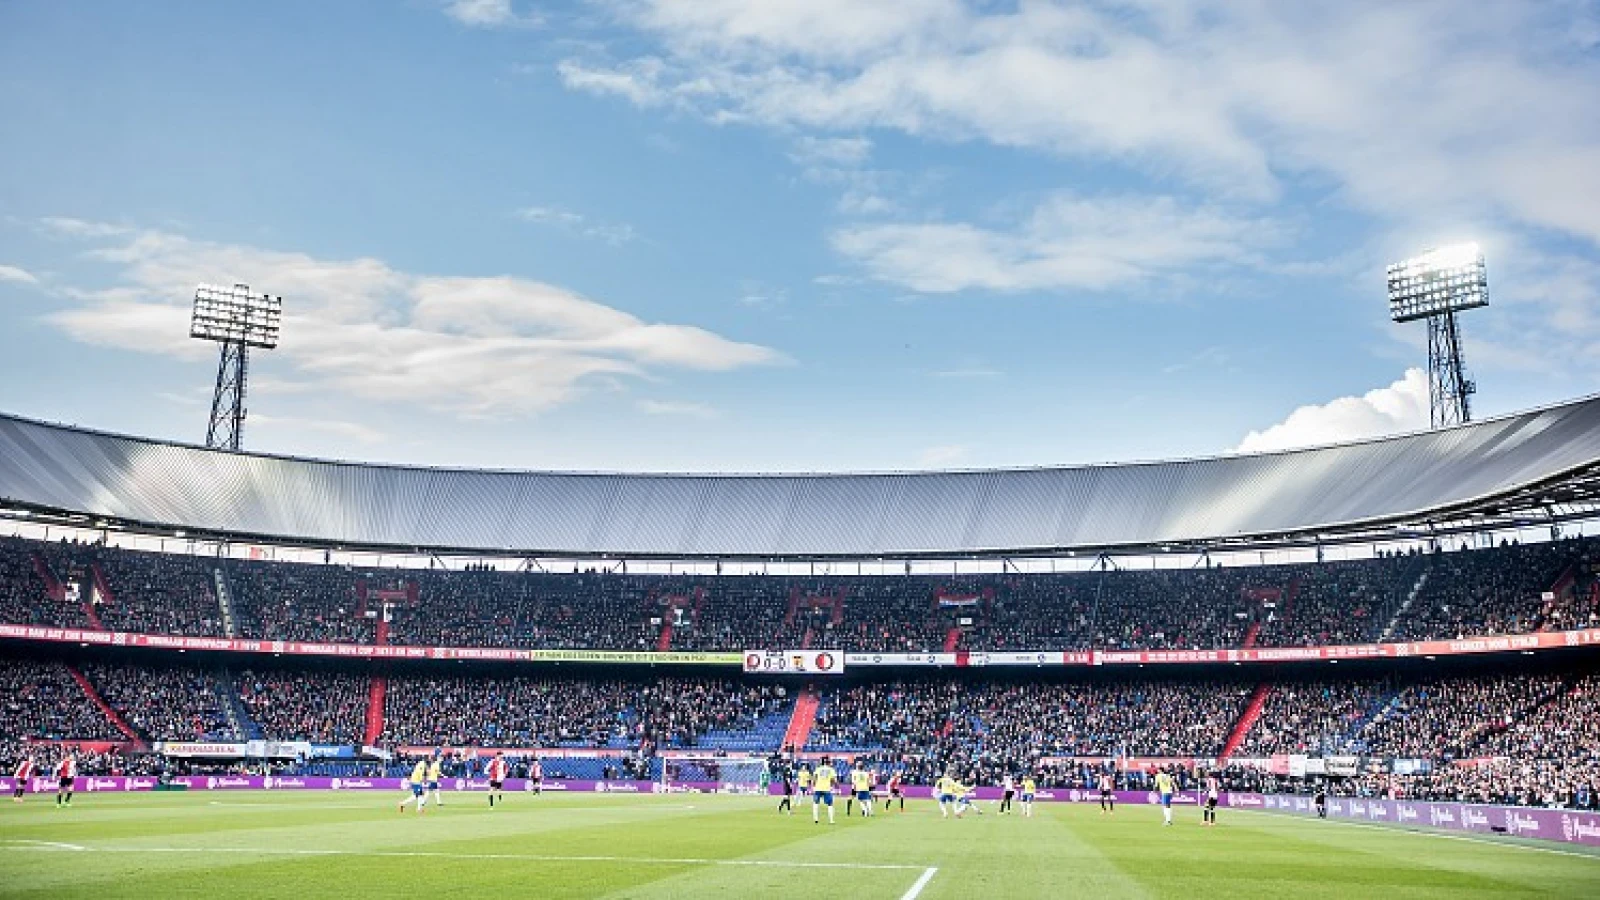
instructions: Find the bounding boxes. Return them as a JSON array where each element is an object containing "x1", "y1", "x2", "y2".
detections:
[{"x1": 3, "y1": 624, "x2": 1597, "y2": 669}]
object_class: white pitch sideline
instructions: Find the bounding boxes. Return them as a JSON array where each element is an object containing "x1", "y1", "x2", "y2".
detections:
[{"x1": 0, "y1": 843, "x2": 933, "y2": 872}]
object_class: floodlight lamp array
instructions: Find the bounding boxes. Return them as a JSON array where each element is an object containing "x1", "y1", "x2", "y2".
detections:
[
  {"x1": 189, "y1": 283, "x2": 283, "y2": 349},
  {"x1": 1387, "y1": 242, "x2": 1488, "y2": 323}
]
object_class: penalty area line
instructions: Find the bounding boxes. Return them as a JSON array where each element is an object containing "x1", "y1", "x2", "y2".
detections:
[
  {"x1": 1233, "y1": 809, "x2": 1600, "y2": 862},
  {"x1": 0, "y1": 845, "x2": 932, "y2": 871},
  {"x1": 901, "y1": 867, "x2": 939, "y2": 900}
]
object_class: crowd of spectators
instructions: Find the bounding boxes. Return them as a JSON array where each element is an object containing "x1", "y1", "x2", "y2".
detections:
[
  {"x1": 387, "y1": 572, "x2": 660, "y2": 650},
  {"x1": 3, "y1": 647, "x2": 1597, "y2": 810},
  {"x1": 378, "y1": 676, "x2": 785, "y2": 753},
  {"x1": 1253, "y1": 559, "x2": 1407, "y2": 647},
  {"x1": 1544, "y1": 543, "x2": 1600, "y2": 632},
  {"x1": 1389, "y1": 540, "x2": 1578, "y2": 641},
  {"x1": 0, "y1": 538, "x2": 90, "y2": 628},
  {"x1": 229, "y1": 560, "x2": 372, "y2": 643},
  {"x1": 1355, "y1": 674, "x2": 1567, "y2": 760},
  {"x1": 1235, "y1": 679, "x2": 1392, "y2": 757},
  {"x1": 82, "y1": 663, "x2": 238, "y2": 743},
  {"x1": 3, "y1": 535, "x2": 1599, "y2": 653},
  {"x1": 94, "y1": 547, "x2": 224, "y2": 637},
  {"x1": 238, "y1": 669, "x2": 368, "y2": 744},
  {"x1": 0, "y1": 660, "x2": 123, "y2": 742},
  {"x1": 808, "y1": 679, "x2": 1251, "y2": 785}
]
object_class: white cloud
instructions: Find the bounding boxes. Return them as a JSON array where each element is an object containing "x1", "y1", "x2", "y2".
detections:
[
  {"x1": 250, "y1": 414, "x2": 388, "y2": 445},
  {"x1": 637, "y1": 399, "x2": 720, "y2": 419},
  {"x1": 43, "y1": 221, "x2": 781, "y2": 416},
  {"x1": 39, "y1": 217, "x2": 132, "y2": 238},
  {"x1": 0, "y1": 264, "x2": 39, "y2": 284},
  {"x1": 833, "y1": 193, "x2": 1277, "y2": 293},
  {"x1": 1234, "y1": 369, "x2": 1430, "y2": 453},
  {"x1": 565, "y1": 1, "x2": 1600, "y2": 244},
  {"x1": 515, "y1": 205, "x2": 637, "y2": 245},
  {"x1": 788, "y1": 136, "x2": 873, "y2": 168},
  {"x1": 917, "y1": 444, "x2": 970, "y2": 467},
  {"x1": 443, "y1": 0, "x2": 537, "y2": 29},
  {"x1": 556, "y1": 59, "x2": 674, "y2": 108},
  {"x1": 931, "y1": 366, "x2": 1001, "y2": 379}
]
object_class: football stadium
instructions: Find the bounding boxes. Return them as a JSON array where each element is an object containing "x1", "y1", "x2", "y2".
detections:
[
  {"x1": 2, "y1": 400, "x2": 1599, "y2": 898},
  {"x1": 4, "y1": 3, "x2": 1600, "y2": 899}
]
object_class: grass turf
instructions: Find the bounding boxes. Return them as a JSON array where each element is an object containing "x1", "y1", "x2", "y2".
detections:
[{"x1": 1, "y1": 791, "x2": 1597, "y2": 898}]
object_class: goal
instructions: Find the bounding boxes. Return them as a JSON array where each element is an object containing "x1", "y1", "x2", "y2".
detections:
[{"x1": 659, "y1": 755, "x2": 769, "y2": 795}]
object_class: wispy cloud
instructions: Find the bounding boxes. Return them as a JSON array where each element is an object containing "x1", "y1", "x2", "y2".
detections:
[
  {"x1": 442, "y1": 0, "x2": 539, "y2": 29},
  {"x1": 637, "y1": 399, "x2": 720, "y2": 419},
  {"x1": 736, "y1": 281, "x2": 787, "y2": 310},
  {"x1": 39, "y1": 217, "x2": 132, "y2": 238},
  {"x1": 515, "y1": 205, "x2": 637, "y2": 245},
  {"x1": 833, "y1": 193, "x2": 1278, "y2": 294},
  {"x1": 917, "y1": 444, "x2": 970, "y2": 468},
  {"x1": 0, "y1": 264, "x2": 39, "y2": 285},
  {"x1": 788, "y1": 136, "x2": 873, "y2": 168},
  {"x1": 931, "y1": 365, "x2": 1001, "y2": 379},
  {"x1": 41, "y1": 220, "x2": 781, "y2": 417},
  {"x1": 251, "y1": 413, "x2": 388, "y2": 444},
  {"x1": 1162, "y1": 346, "x2": 1233, "y2": 375},
  {"x1": 562, "y1": 1, "x2": 1600, "y2": 245},
  {"x1": 1234, "y1": 369, "x2": 1429, "y2": 453}
]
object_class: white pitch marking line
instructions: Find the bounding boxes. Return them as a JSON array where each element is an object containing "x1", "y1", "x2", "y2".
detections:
[
  {"x1": 1, "y1": 840, "x2": 87, "y2": 851},
  {"x1": 0, "y1": 845, "x2": 930, "y2": 871},
  {"x1": 1235, "y1": 809, "x2": 1600, "y2": 862},
  {"x1": 900, "y1": 866, "x2": 939, "y2": 900}
]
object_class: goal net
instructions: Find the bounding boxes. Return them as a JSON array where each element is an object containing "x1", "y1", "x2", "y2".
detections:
[{"x1": 660, "y1": 755, "x2": 769, "y2": 795}]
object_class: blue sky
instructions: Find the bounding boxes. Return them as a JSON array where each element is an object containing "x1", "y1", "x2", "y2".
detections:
[{"x1": 1, "y1": 0, "x2": 1597, "y2": 472}]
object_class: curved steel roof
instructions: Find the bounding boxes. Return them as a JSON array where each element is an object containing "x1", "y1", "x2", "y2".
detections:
[{"x1": 3, "y1": 397, "x2": 1600, "y2": 559}]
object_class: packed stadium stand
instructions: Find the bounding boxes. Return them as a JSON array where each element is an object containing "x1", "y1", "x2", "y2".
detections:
[
  {"x1": 1, "y1": 401, "x2": 1599, "y2": 812},
  {"x1": 4, "y1": 535, "x2": 1599, "y2": 653}
]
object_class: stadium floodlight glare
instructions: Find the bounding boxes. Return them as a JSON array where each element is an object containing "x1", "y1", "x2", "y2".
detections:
[
  {"x1": 190, "y1": 282, "x2": 282, "y2": 348},
  {"x1": 1385, "y1": 243, "x2": 1487, "y2": 428},
  {"x1": 1386, "y1": 242, "x2": 1487, "y2": 324},
  {"x1": 189, "y1": 282, "x2": 283, "y2": 451}
]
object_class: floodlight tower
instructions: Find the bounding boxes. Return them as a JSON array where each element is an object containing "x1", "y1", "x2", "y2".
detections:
[
  {"x1": 189, "y1": 283, "x2": 282, "y2": 451},
  {"x1": 1386, "y1": 243, "x2": 1487, "y2": 428}
]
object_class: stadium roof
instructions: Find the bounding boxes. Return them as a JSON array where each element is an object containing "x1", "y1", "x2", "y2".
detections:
[{"x1": 3, "y1": 398, "x2": 1600, "y2": 560}]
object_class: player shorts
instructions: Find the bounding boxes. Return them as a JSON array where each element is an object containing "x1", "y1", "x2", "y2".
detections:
[
  {"x1": 890, "y1": 786, "x2": 903, "y2": 797},
  {"x1": 1159, "y1": 792, "x2": 1173, "y2": 808},
  {"x1": 427, "y1": 781, "x2": 440, "y2": 791},
  {"x1": 1205, "y1": 795, "x2": 1218, "y2": 809},
  {"x1": 856, "y1": 790, "x2": 872, "y2": 802},
  {"x1": 1100, "y1": 788, "x2": 1112, "y2": 798},
  {"x1": 58, "y1": 777, "x2": 74, "y2": 790},
  {"x1": 814, "y1": 790, "x2": 833, "y2": 806},
  {"x1": 1003, "y1": 790, "x2": 1015, "y2": 800},
  {"x1": 1021, "y1": 793, "x2": 1034, "y2": 803},
  {"x1": 489, "y1": 780, "x2": 503, "y2": 791},
  {"x1": 939, "y1": 793, "x2": 955, "y2": 804},
  {"x1": 411, "y1": 784, "x2": 426, "y2": 797}
]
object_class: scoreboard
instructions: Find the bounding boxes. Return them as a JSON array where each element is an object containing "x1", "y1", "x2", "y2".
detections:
[{"x1": 742, "y1": 649, "x2": 846, "y2": 675}]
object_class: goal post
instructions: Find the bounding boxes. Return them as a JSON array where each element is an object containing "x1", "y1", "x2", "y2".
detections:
[{"x1": 659, "y1": 755, "x2": 770, "y2": 795}]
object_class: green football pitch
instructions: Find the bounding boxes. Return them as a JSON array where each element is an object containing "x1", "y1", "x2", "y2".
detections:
[{"x1": 2, "y1": 791, "x2": 1597, "y2": 898}]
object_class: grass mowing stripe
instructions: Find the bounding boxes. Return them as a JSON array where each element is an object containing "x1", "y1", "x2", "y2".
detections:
[
  {"x1": 1232, "y1": 809, "x2": 1600, "y2": 863},
  {"x1": 0, "y1": 844, "x2": 931, "y2": 870}
]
